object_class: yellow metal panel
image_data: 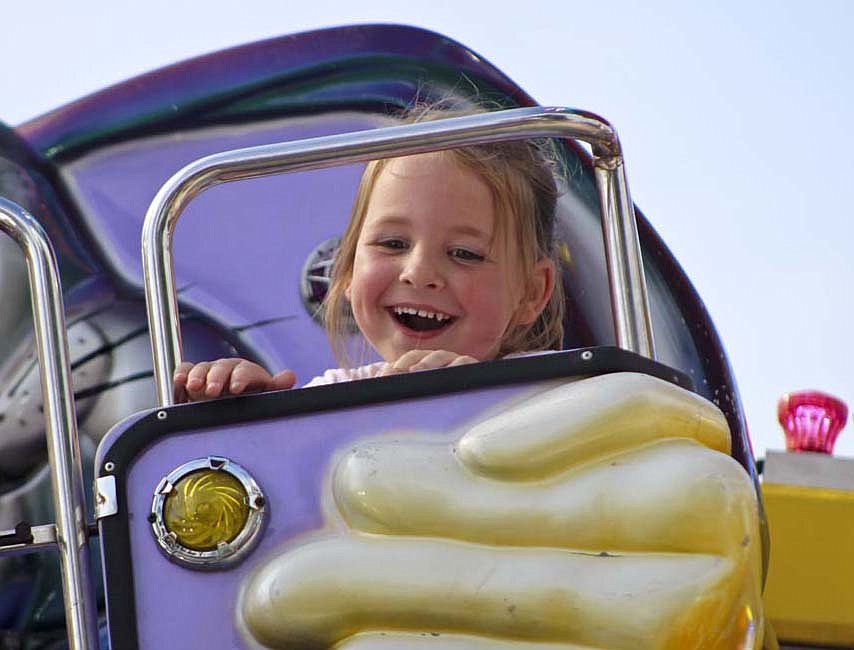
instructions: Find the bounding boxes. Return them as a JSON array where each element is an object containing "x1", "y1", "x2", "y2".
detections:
[{"x1": 762, "y1": 482, "x2": 854, "y2": 646}]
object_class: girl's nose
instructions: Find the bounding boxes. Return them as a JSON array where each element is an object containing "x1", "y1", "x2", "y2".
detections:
[{"x1": 399, "y1": 251, "x2": 444, "y2": 289}]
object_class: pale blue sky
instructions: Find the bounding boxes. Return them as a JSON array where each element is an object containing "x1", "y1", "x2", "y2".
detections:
[{"x1": 4, "y1": 1, "x2": 853, "y2": 457}]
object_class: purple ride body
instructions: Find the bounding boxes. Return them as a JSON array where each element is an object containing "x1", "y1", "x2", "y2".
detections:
[{"x1": 101, "y1": 381, "x2": 532, "y2": 648}]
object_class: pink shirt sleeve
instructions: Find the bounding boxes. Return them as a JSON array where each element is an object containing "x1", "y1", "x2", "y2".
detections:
[
  {"x1": 303, "y1": 351, "x2": 558, "y2": 387},
  {"x1": 303, "y1": 361, "x2": 387, "y2": 387}
]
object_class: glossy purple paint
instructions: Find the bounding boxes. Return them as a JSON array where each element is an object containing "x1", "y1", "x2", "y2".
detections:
[
  {"x1": 112, "y1": 381, "x2": 539, "y2": 649},
  {"x1": 19, "y1": 25, "x2": 533, "y2": 157},
  {"x1": 63, "y1": 114, "x2": 384, "y2": 378}
]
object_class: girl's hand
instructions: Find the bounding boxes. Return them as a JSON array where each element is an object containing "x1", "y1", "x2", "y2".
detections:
[
  {"x1": 173, "y1": 358, "x2": 296, "y2": 403},
  {"x1": 380, "y1": 350, "x2": 479, "y2": 376}
]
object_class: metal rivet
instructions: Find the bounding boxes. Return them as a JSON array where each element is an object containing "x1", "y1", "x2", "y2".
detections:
[
  {"x1": 104, "y1": 461, "x2": 115, "y2": 472},
  {"x1": 157, "y1": 411, "x2": 168, "y2": 421},
  {"x1": 581, "y1": 351, "x2": 593, "y2": 361}
]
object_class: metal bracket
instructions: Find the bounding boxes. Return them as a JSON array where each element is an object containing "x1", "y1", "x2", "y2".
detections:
[
  {"x1": 0, "y1": 522, "x2": 57, "y2": 557},
  {"x1": 95, "y1": 475, "x2": 118, "y2": 519},
  {"x1": 0, "y1": 521, "x2": 34, "y2": 546}
]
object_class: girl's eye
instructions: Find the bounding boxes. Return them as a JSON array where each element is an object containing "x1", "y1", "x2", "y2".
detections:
[
  {"x1": 449, "y1": 248, "x2": 485, "y2": 262},
  {"x1": 376, "y1": 238, "x2": 408, "y2": 250}
]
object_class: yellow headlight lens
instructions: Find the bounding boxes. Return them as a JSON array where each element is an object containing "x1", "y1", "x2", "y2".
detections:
[{"x1": 162, "y1": 469, "x2": 249, "y2": 551}]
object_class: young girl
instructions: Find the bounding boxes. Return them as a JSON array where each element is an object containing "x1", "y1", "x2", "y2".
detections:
[{"x1": 173, "y1": 114, "x2": 565, "y2": 401}]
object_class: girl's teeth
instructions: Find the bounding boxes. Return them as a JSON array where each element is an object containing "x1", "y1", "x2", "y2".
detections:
[{"x1": 393, "y1": 307, "x2": 450, "y2": 322}]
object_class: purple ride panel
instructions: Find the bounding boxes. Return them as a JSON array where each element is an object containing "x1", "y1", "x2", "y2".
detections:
[
  {"x1": 112, "y1": 380, "x2": 546, "y2": 649},
  {"x1": 62, "y1": 115, "x2": 388, "y2": 379}
]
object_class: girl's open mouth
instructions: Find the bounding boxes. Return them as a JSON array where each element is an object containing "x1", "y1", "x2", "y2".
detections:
[{"x1": 389, "y1": 306, "x2": 456, "y2": 333}]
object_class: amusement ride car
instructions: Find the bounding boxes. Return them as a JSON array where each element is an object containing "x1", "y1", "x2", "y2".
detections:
[{"x1": 0, "y1": 23, "x2": 850, "y2": 650}]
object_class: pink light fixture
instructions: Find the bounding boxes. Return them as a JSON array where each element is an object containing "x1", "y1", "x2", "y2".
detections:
[{"x1": 777, "y1": 390, "x2": 848, "y2": 454}]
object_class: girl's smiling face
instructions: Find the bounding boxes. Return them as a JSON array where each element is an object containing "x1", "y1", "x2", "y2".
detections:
[{"x1": 346, "y1": 152, "x2": 545, "y2": 363}]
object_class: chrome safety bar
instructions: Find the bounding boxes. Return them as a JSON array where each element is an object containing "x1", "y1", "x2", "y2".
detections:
[
  {"x1": 143, "y1": 106, "x2": 656, "y2": 406},
  {"x1": 0, "y1": 198, "x2": 99, "y2": 649}
]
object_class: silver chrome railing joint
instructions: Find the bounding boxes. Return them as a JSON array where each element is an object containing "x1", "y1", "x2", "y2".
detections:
[
  {"x1": 142, "y1": 106, "x2": 656, "y2": 406},
  {"x1": 0, "y1": 198, "x2": 99, "y2": 649}
]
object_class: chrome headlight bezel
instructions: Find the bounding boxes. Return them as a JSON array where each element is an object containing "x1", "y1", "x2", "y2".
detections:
[{"x1": 150, "y1": 456, "x2": 266, "y2": 570}]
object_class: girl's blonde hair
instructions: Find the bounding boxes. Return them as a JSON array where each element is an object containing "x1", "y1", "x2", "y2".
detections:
[{"x1": 324, "y1": 107, "x2": 565, "y2": 365}]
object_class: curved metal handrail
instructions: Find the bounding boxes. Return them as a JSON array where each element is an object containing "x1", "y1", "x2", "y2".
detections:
[
  {"x1": 142, "y1": 106, "x2": 655, "y2": 406},
  {"x1": 0, "y1": 198, "x2": 99, "y2": 649}
]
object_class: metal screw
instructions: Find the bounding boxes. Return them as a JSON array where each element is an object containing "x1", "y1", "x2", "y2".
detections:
[
  {"x1": 581, "y1": 351, "x2": 593, "y2": 361},
  {"x1": 157, "y1": 410, "x2": 168, "y2": 421},
  {"x1": 104, "y1": 461, "x2": 115, "y2": 472}
]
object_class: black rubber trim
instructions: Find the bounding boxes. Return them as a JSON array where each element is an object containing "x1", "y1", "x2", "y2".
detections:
[{"x1": 98, "y1": 346, "x2": 690, "y2": 649}]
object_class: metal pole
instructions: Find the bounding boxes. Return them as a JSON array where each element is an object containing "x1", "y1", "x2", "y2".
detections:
[
  {"x1": 142, "y1": 106, "x2": 656, "y2": 405},
  {"x1": 0, "y1": 198, "x2": 99, "y2": 650},
  {"x1": 593, "y1": 153, "x2": 656, "y2": 358}
]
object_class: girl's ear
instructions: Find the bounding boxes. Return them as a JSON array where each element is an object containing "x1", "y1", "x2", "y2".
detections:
[
  {"x1": 515, "y1": 258, "x2": 556, "y2": 326},
  {"x1": 345, "y1": 281, "x2": 351, "y2": 301}
]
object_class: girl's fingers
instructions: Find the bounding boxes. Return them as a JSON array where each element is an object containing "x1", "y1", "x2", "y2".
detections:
[
  {"x1": 177, "y1": 358, "x2": 288, "y2": 400},
  {"x1": 172, "y1": 363, "x2": 190, "y2": 403},
  {"x1": 185, "y1": 361, "x2": 213, "y2": 400},
  {"x1": 408, "y1": 350, "x2": 454, "y2": 370},
  {"x1": 173, "y1": 361, "x2": 194, "y2": 386},
  {"x1": 410, "y1": 352, "x2": 479, "y2": 371},
  {"x1": 377, "y1": 363, "x2": 404, "y2": 377},
  {"x1": 391, "y1": 349, "x2": 433, "y2": 372},
  {"x1": 228, "y1": 360, "x2": 268, "y2": 394},
  {"x1": 390, "y1": 350, "x2": 481, "y2": 373},
  {"x1": 269, "y1": 369, "x2": 298, "y2": 391},
  {"x1": 204, "y1": 359, "x2": 243, "y2": 397},
  {"x1": 172, "y1": 362, "x2": 195, "y2": 403},
  {"x1": 183, "y1": 359, "x2": 239, "y2": 399}
]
